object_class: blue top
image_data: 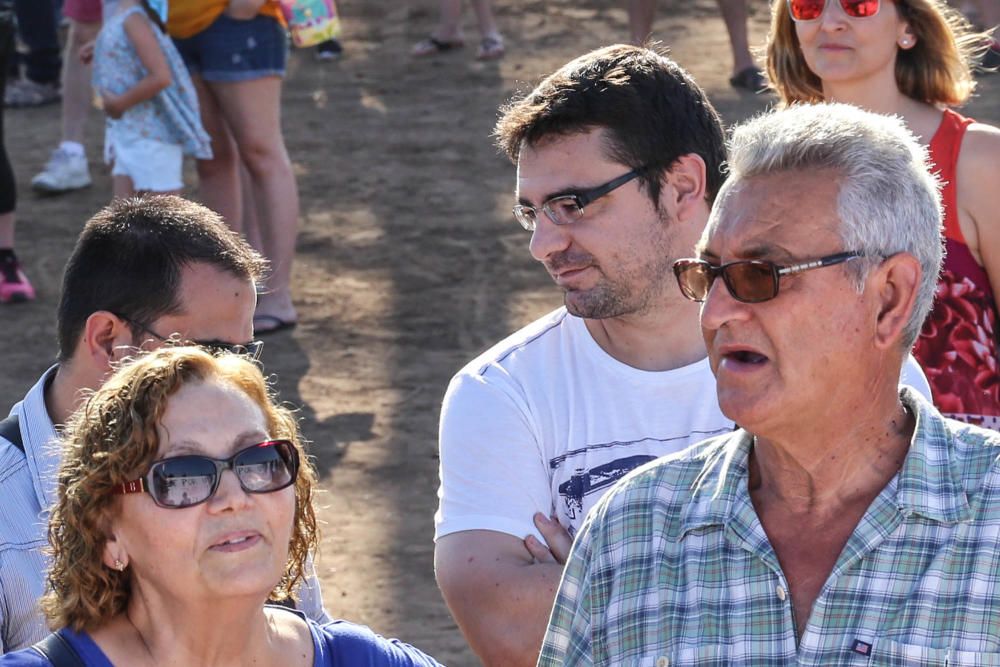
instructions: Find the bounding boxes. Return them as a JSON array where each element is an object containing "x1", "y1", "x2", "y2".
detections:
[
  {"x1": 92, "y1": 4, "x2": 211, "y2": 158},
  {"x1": 0, "y1": 608, "x2": 444, "y2": 666}
]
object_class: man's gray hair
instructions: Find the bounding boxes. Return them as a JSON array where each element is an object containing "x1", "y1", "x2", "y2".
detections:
[{"x1": 719, "y1": 102, "x2": 943, "y2": 349}]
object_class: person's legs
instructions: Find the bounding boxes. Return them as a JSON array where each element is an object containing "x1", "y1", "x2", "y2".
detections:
[
  {"x1": 11, "y1": 0, "x2": 60, "y2": 85},
  {"x1": 61, "y1": 18, "x2": 99, "y2": 147},
  {"x1": 628, "y1": 0, "x2": 656, "y2": 45},
  {"x1": 431, "y1": 0, "x2": 464, "y2": 41},
  {"x1": 208, "y1": 76, "x2": 298, "y2": 325},
  {"x1": 0, "y1": 8, "x2": 34, "y2": 303},
  {"x1": 715, "y1": 0, "x2": 754, "y2": 75},
  {"x1": 31, "y1": 16, "x2": 98, "y2": 193},
  {"x1": 412, "y1": 0, "x2": 465, "y2": 55},
  {"x1": 191, "y1": 75, "x2": 244, "y2": 232},
  {"x1": 7, "y1": 0, "x2": 61, "y2": 107},
  {"x1": 471, "y1": 0, "x2": 503, "y2": 59}
]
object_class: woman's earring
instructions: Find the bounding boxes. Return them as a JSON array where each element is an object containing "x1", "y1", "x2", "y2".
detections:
[
  {"x1": 900, "y1": 37, "x2": 912, "y2": 47},
  {"x1": 114, "y1": 559, "x2": 126, "y2": 571}
]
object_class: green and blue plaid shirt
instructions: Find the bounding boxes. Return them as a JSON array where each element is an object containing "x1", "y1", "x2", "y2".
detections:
[{"x1": 539, "y1": 388, "x2": 1000, "y2": 666}]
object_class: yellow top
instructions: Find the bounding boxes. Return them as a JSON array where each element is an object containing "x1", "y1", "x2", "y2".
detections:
[{"x1": 168, "y1": 0, "x2": 285, "y2": 40}]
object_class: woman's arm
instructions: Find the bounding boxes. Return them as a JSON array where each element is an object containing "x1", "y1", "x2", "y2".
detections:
[
  {"x1": 101, "y1": 13, "x2": 171, "y2": 119},
  {"x1": 957, "y1": 123, "x2": 1000, "y2": 304}
]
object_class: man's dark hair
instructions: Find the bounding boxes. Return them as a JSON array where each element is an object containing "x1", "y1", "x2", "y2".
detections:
[
  {"x1": 495, "y1": 44, "x2": 727, "y2": 206},
  {"x1": 56, "y1": 196, "x2": 267, "y2": 361}
]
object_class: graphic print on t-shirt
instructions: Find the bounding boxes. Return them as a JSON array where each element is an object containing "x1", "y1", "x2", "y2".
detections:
[{"x1": 550, "y1": 430, "x2": 731, "y2": 536}]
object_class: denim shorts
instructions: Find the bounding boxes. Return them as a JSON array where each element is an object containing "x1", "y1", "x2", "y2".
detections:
[{"x1": 172, "y1": 13, "x2": 286, "y2": 83}]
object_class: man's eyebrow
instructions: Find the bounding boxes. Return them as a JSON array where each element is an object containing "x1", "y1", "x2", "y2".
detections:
[{"x1": 516, "y1": 182, "x2": 598, "y2": 207}]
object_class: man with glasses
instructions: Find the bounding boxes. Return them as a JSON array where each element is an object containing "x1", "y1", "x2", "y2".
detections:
[
  {"x1": 538, "y1": 103, "x2": 1000, "y2": 664},
  {"x1": 436, "y1": 46, "x2": 932, "y2": 667},
  {"x1": 0, "y1": 195, "x2": 327, "y2": 652},
  {"x1": 435, "y1": 45, "x2": 737, "y2": 667}
]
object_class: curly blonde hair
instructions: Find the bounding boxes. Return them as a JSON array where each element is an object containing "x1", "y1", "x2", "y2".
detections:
[
  {"x1": 766, "y1": 0, "x2": 989, "y2": 106},
  {"x1": 40, "y1": 347, "x2": 319, "y2": 632}
]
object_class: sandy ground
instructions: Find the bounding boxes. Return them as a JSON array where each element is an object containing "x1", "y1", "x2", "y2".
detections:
[{"x1": 2, "y1": 1, "x2": 998, "y2": 664}]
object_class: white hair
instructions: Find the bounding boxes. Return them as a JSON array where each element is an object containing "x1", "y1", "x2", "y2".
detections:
[{"x1": 717, "y1": 102, "x2": 943, "y2": 349}]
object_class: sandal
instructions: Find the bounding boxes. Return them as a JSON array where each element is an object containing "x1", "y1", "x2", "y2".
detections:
[
  {"x1": 476, "y1": 35, "x2": 505, "y2": 61},
  {"x1": 412, "y1": 36, "x2": 465, "y2": 57},
  {"x1": 728, "y1": 66, "x2": 768, "y2": 93}
]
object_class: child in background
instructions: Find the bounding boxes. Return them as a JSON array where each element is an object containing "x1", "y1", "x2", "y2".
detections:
[{"x1": 91, "y1": 0, "x2": 211, "y2": 197}]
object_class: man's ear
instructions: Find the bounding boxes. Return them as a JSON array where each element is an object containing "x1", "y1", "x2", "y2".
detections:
[
  {"x1": 661, "y1": 154, "x2": 708, "y2": 223},
  {"x1": 871, "y1": 252, "x2": 921, "y2": 349},
  {"x1": 81, "y1": 311, "x2": 135, "y2": 373}
]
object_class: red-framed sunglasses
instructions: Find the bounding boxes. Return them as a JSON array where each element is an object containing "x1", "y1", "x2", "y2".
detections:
[{"x1": 788, "y1": 0, "x2": 881, "y2": 22}]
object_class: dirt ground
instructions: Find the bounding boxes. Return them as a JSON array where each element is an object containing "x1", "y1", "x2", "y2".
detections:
[{"x1": 2, "y1": 1, "x2": 998, "y2": 664}]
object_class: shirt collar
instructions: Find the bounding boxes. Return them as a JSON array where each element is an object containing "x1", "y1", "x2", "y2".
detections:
[
  {"x1": 14, "y1": 365, "x2": 61, "y2": 509},
  {"x1": 894, "y1": 386, "x2": 971, "y2": 524},
  {"x1": 679, "y1": 387, "x2": 971, "y2": 538}
]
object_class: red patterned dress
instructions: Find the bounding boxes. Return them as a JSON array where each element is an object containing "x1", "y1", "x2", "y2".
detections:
[{"x1": 913, "y1": 109, "x2": 1000, "y2": 430}]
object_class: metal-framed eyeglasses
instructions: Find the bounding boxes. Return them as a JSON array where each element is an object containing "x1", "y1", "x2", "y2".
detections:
[
  {"x1": 512, "y1": 168, "x2": 643, "y2": 232},
  {"x1": 114, "y1": 313, "x2": 264, "y2": 360}
]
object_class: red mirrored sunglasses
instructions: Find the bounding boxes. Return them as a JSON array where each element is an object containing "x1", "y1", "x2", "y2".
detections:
[{"x1": 787, "y1": 0, "x2": 881, "y2": 21}]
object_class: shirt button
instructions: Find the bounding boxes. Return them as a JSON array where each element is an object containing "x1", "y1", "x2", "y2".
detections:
[
  {"x1": 776, "y1": 585, "x2": 787, "y2": 601},
  {"x1": 656, "y1": 658, "x2": 669, "y2": 667}
]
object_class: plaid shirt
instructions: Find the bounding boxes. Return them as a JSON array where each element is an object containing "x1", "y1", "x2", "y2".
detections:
[{"x1": 539, "y1": 388, "x2": 1000, "y2": 666}]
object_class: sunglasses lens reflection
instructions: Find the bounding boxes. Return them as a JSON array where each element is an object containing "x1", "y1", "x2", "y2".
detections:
[
  {"x1": 149, "y1": 441, "x2": 297, "y2": 508},
  {"x1": 789, "y1": 0, "x2": 826, "y2": 20},
  {"x1": 789, "y1": 0, "x2": 878, "y2": 20},
  {"x1": 841, "y1": 0, "x2": 879, "y2": 17},
  {"x1": 674, "y1": 260, "x2": 713, "y2": 302}
]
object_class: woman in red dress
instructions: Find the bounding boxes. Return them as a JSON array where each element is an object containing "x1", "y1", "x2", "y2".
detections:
[{"x1": 766, "y1": 0, "x2": 1000, "y2": 428}]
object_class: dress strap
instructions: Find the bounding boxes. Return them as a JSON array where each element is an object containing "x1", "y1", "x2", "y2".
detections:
[{"x1": 927, "y1": 108, "x2": 974, "y2": 242}]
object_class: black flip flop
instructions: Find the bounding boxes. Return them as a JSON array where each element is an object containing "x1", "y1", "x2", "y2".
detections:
[
  {"x1": 412, "y1": 36, "x2": 465, "y2": 57},
  {"x1": 729, "y1": 66, "x2": 768, "y2": 93}
]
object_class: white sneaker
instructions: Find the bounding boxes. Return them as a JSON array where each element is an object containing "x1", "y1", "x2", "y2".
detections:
[{"x1": 31, "y1": 148, "x2": 91, "y2": 194}]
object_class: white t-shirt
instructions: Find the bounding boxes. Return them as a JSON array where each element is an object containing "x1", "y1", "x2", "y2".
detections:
[
  {"x1": 437, "y1": 309, "x2": 731, "y2": 542},
  {"x1": 436, "y1": 308, "x2": 933, "y2": 544}
]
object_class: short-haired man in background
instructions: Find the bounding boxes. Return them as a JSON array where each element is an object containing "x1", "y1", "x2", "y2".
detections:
[{"x1": 0, "y1": 196, "x2": 327, "y2": 651}]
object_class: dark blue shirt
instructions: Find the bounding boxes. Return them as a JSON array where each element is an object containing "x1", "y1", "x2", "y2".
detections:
[{"x1": 0, "y1": 609, "x2": 443, "y2": 666}]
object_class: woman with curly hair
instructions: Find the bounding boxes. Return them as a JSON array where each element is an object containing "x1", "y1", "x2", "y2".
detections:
[
  {"x1": 766, "y1": 0, "x2": 1000, "y2": 430},
  {"x1": 0, "y1": 347, "x2": 441, "y2": 666}
]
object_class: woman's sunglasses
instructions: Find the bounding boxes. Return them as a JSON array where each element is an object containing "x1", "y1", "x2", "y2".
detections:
[
  {"x1": 115, "y1": 440, "x2": 299, "y2": 509},
  {"x1": 788, "y1": 0, "x2": 881, "y2": 22},
  {"x1": 672, "y1": 251, "x2": 863, "y2": 304}
]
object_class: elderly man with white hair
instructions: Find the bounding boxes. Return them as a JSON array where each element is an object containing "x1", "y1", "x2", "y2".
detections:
[{"x1": 539, "y1": 103, "x2": 1000, "y2": 666}]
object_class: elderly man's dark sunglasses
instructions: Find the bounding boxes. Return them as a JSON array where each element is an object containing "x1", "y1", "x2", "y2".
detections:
[
  {"x1": 115, "y1": 440, "x2": 299, "y2": 509},
  {"x1": 672, "y1": 251, "x2": 864, "y2": 303}
]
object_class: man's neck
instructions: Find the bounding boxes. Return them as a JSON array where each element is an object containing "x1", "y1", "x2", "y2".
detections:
[
  {"x1": 45, "y1": 361, "x2": 94, "y2": 429},
  {"x1": 582, "y1": 298, "x2": 706, "y2": 372},
  {"x1": 748, "y1": 391, "x2": 914, "y2": 514}
]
